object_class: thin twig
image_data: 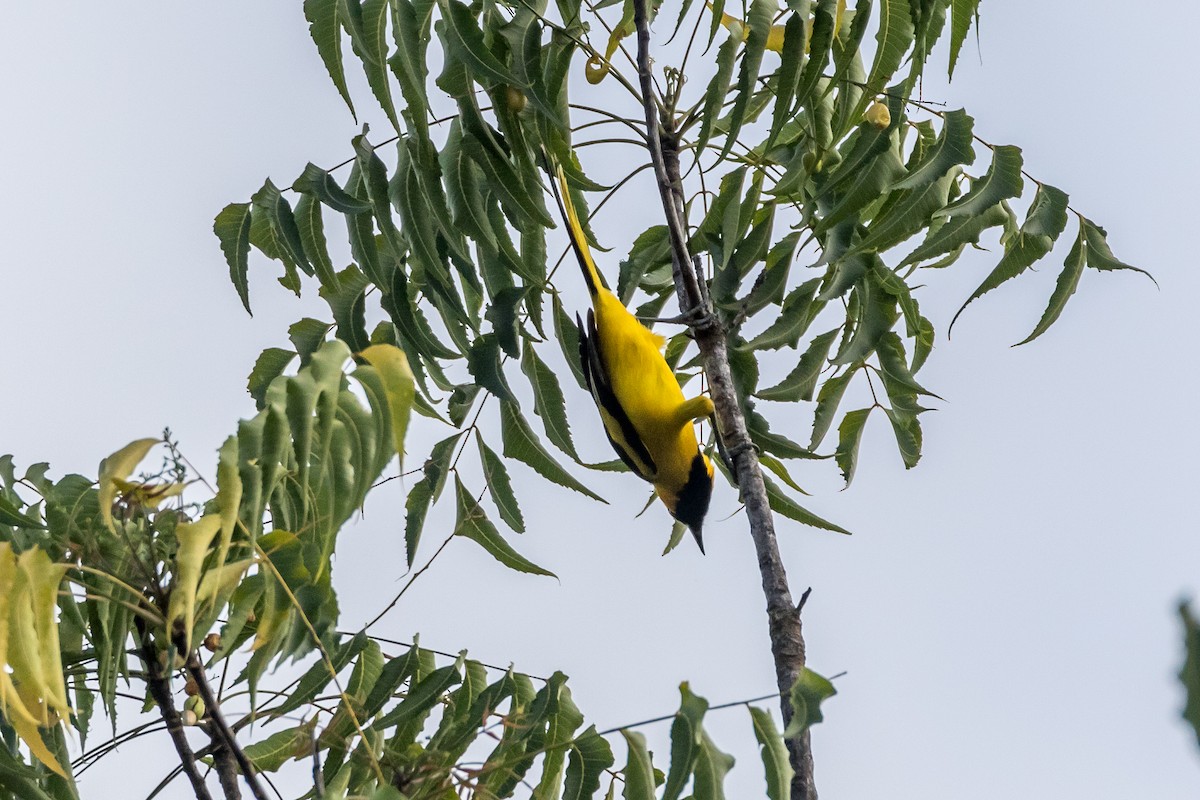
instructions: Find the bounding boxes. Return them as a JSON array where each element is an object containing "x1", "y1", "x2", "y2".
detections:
[
  {"x1": 628, "y1": 0, "x2": 817, "y2": 797},
  {"x1": 183, "y1": 649, "x2": 269, "y2": 800},
  {"x1": 137, "y1": 628, "x2": 214, "y2": 800}
]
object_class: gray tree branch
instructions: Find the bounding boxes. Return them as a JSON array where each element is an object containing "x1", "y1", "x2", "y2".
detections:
[{"x1": 629, "y1": 2, "x2": 816, "y2": 796}]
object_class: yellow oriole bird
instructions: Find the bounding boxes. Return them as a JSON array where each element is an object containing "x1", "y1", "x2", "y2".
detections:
[{"x1": 551, "y1": 166, "x2": 715, "y2": 552}]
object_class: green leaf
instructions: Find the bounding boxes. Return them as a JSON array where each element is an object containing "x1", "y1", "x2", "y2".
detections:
[
  {"x1": 941, "y1": 144, "x2": 1023, "y2": 219},
  {"x1": 454, "y1": 476, "x2": 556, "y2": 576},
  {"x1": 522, "y1": 342, "x2": 581, "y2": 460},
  {"x1": 501, "y1": 401, "x2": 605, "y2": 502},
  {"x1": 272, "y1": 633, "x2": 367, "y2": 718},
  {"x1": 884, "y1": 406, "x2": 922, "y2": 468},
  {"x1": 834, "y1": 407, "x2": 871, "y2": 487},
  {"x1": 0, "y1": 494, "x2": 42, "y2": 529},
  {"x1": 478, "y1": 434, "x2": 525, "y2": 533},
  {"x1": 755, "y1": 328, "x2": 839, "y2": 402},
  {"x1": 440, "y1": 0, "x2": 519, "y2": 88},
  {"x1": 320, "y1": 265, "x2": 371, "y2": 352},
  {"x1": 467, "y1": 334, "x2": 518, "y2": 403},
  {"x1": 692, "y1": 729, "x2": 736, "y2": 800},
  {"x1": 564, "y1": 726, "x2": 615, "y2": 800},
  {"x1": 376, "y1": 661, "x2": 463, "y2": 729},
  {"x1": 292, "y1": 163, "x2": 372, "y2": 214},
  {"x1": 619, "y1": 730, "x2": 656, "y2": 800},
  {"x1": 553, "y1": 296, "x2": 588, "y2": 390},
  {"x1": 305, "y1": 0, "x2": 356, "y2": 116},
  {"x1": 900, "y1": 201, "x2": 1008, "y2": 267},
  {"x1": 767, "y1": 14, "x2": 808, "y2": 147},
  {"x1": 1180, "y1": 602, "x2": 1200, "y2": 748},
  {"x1": 404, "y1": 434, "x2": 461, "y2": 566},
  {"x1": 794, "y1": 0, "x2": 836, "y2": 116},
  {"x1": 214, "y1": 202, "x2": 253, "y2": 314},
  {"x1": 697, "y1": 34, "x2": 739, "y2": 155},
  {"x1": 810, "y1": 367, "x2": 855, "y2": 449},
  {"x1": 746, "y1": 278, "x2": 824, "y2": 351},
  {"x1": 762, "y1": 473, "x2": 850, "y2": 534},
  {"x1": 662, "y1": 683, "x2": 708, "y2": 800},
  {"x1": 1082, "y1": 218, "x2": 1154, "y2": 282},
  {"x1": 893, "y1": 108, "x2": 976, "y2": 192},
  {"x1": 783, "y1": 668, "x2": 836, "y2": 738},
  {"x1": 950, "y1": 184, "x2": 1070, "y2": 331},
  {"x1": 662, "y1": 681, "x2": 705, "y2": 800},
  {"x1": 244, "y1": 718, "x2": 318, "y2": 773},
  {"x1": 1015, "y1": 222, "x2": 1086, "y2": 346},
  {"x1": 247, "y1": 348, "x2": 296, "y2": 410},
  {"x1": 947, "y1": 0, "x2": 981, "y2": 80},
  {"x1": 875, "y1": 332, "x2": 937, "y2": 398},
  {"x1": 352, "y1": 0, "x2": 400, "y2": 130},
  {"x1": 294, "y1": 192, "x2": 339, "y2": 290},
  {"x1": 749, "y1": 707, "x2": 793, "y2": 800},
  {"x1": 856, "y1": 0, "x2": 915, "y2": 121},
  {"x1": 718, "y1": 0, "x2": 775, "y2": 162}
]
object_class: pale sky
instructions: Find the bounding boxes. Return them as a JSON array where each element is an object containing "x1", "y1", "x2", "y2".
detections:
[{"x1": 2, "y1": 1, "x2": 1197, "y2": 798}]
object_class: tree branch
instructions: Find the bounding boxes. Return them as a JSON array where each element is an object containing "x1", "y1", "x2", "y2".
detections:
[
  {"x1": 137, "y1": 632, "x2": 215, "y2": 800},
  {"x1": 183, "y1": 646, "x2": 270, "y2": 800},
  {"x1": 629, "y1": 1, "x2": 816, "y2": 797}
]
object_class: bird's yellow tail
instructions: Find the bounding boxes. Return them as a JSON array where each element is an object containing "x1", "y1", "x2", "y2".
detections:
[{"x1": 551, "y1": 164, "x2": 606, "y2": 298}]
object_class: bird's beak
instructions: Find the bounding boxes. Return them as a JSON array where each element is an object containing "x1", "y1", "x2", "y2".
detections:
[{"x1": 689, "y1": 524, "x2": 706, "y2": 555}]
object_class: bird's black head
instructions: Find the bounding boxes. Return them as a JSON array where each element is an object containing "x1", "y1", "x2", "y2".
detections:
[{"x1": 674, "y1": 452, "x2": 714, "y2": 554}]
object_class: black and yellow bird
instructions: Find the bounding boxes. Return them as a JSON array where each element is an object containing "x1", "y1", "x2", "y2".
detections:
[{"x1": 551, "y1": 166, "x2": 715, "y2": 552}]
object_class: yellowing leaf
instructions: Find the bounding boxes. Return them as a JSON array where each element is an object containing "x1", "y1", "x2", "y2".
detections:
[
  {"x1": 97, "y1": 437, "x2": 159, "y2": 532},
  {"x1": 213, "y1": 435, "x2": 243, "y2": 567},
  {"x1": 197, "y1": 558, "x2": 256, "y2": 605},
  {"x1": 358, "y1": 344, "x2": 416, "y2": 466},
  {"x1": 0, "y1": 545, "x2": 70, "y2": 778},
  {"x1": 167, "y1": 515, "x2": 222, "y2": 652},
  {"x1": 110, "y1": 478, "x2": 186, "y2": 508}
]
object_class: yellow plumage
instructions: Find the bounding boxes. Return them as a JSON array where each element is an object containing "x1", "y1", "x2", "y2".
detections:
[{"x1": 553, "y1": 165, "x2": 715, "y2": 552}]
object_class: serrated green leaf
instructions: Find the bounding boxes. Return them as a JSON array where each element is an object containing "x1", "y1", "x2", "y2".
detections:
[
  {"x1": 893, "y1": 108, "x2": 975, "y2": 191},
  {"x1": 454, "y1": 475, "x2": 556, "y2": 576},
  {"x1": 564, "y1": 726, "x2": 615, "y2": 800},
  {"x1": 320, "y1": 265, "x2": 371, "y2": 352},
  {"x1": 0, "y1": 496, "x2": 43, "y2": 529},
  {"x1": 467, "y1": 334, "x2": 518, "y2": 403},
  {"x1": 244, "y1": 718, "x2": 318, "y2": 773},
  {"x1": 783, "y1": 668, "x2": 836, "y2": 738},
  {"x1": 756, "y1": 328, "x2": 839, "y2": 402},
  {"x1": 942, "y1": 144, "x2": 1023, "y2": 219},
  {"x1": 763, "y1": 472, "x2": 849, "y2": 534},
  {"x1": 767, "y1": 14, "x2": 808, "y2": 147},
  {"x1": 294, "y1": 192, "x2": 339, "y2": 290},
  {"x1": 794, "y1": 0, "x2": 836, "y2": 114},
  {"x1": 750, "y1": 707, "x2": 792, "y2": 800},
  {"x1": 553, "y1": 296, "x2": 587, "y2": 390},
  {"x1": 271, "y1": 633, "x2": 367, "y2": 719},
  {"x1": 619, "y1": 730, "x2": 656, "y2": 800},
  {"x1": 478, "y1": 434, "x2": 525, "y2": 532},
  {"x1": 404, "y1": 434, "x2": 461, "y2": 566},
  {"x1": 947, "y1": 0, "x2": 980, "y2": 80},
  {"x1": 884, "y1": 407, "x2": 921, "y2": 468},
  {"x1": 1016, "y1": 222, "x2": 1086, "y2": 346},
  {"x1": 662, "y1": 683, "x2": 708, "y2": 800},
  {"x1": 305, "y1": 0, "x2": 356, "y2": 116},
  {"x1": 746, "y1": 278, "x2": 824, "y2": 350},
  {"x1": 875, "y1": 331, "x2": 937, "y2": 398},
  {"x1": 855, "y1": 0, "x2": 914, "y2": 121},
  {"x1": 292, "y1": 163, "x2": 372, "y2": 214},
  {"x1": 1180, "y1": 602, "x2": 1200, "y2": 747},
  {"x1": 900, "y1": 201, "x2": 1007, "y2": 266},
  {"x1": 522, "y1": 342, "x2": 580, "y2": 460},
  {"x1": 718, "y1": 0, "x2": 775, "y2": 162},
  {"x1": 501, "y1": 402, "x2": 605, "y2": 501},
  {"x1": 834, "y1": 407, "x2": 871, "y2": 486},
  {"x1": 810, "y1": 366, "x2": 855, "y2": 449},
  {"x1": 247, "y1": 348, "x2": 297, "y2": 410},
  {"x1": 1082, "y1": 218, "x2": 1153, "y2": 282},
  {"x1": 376, "y1": 661, "x2": 462, "y2": 729},
  {"x1": 950, "y1": 184, "x2": 1069, "y2": 331},
  {"x1": 440, "y1": 0, "x2": 520, "y2": 88},
  {"x1": 698, "y1": 34, "x2": 739, "y2": 155},
  {"x1": 692, "y1": 729, "x2": 736, "y2": 800},
  {"x1": 214, "y1": 202, "x2": 253, "y2": 314}
]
